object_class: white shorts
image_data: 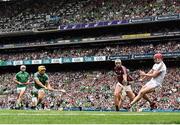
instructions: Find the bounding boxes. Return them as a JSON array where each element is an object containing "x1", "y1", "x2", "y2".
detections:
[
  {"x1": 17, "y1": 87, "x2": 26, "y2": 93},
  {"x1": 117, "y1": 82, "x2": 132, "y2": 92},
  {"x1": 145, "y1": 80, "x2": 161, "y2": 89}
]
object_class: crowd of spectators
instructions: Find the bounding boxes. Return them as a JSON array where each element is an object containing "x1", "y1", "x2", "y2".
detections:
[
  {"x1": 0, "y1": 0, "x2": 179, "y2": 111},
  {"x1": 0, "y1": 41, "x2": 180, "y2": 61},
  {"x1": 0, "y1": 0, "x2": 179, "y2": 32},
  {"x1": 0, "y1": 67, "x2": 179, "y2": 110}
]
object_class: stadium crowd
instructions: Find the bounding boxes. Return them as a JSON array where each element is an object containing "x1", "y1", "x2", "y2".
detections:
[
  {"x1": 0, "y1": 41, "x2": 180, "y2": 61},
  {"x1": 0, "y1": 67, "x2": 179, "y2": 110},
  {"x1": 0, "y1": 0, "x2": 179, "y2": 32}
]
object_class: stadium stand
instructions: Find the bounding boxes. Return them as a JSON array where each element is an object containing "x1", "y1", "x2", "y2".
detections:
[
  {"x1": 0, "y1": 40, "x2": 180, "y2": 61},
  {"x1": 0, "y1": 0, "x2": 179, "y2": 32}
]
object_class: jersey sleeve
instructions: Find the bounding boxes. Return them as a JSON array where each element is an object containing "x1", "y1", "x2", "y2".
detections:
[
  {"x1": 27, "y1": 72, "x2": 30, "y2": 79},
  {"x1": 15, "y1": 72, "x2": 19, "y2": 79},
  {"x1": 152, "y1": 63, "x2": 163, "y2": 72},
  {"x1": 34, "y1": 73, "x2": 39, "y2": 80},
  {"x1": 122, "y1": 66, "x2": 127, "y2": 75}
]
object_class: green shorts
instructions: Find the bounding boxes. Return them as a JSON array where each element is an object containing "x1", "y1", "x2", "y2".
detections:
[{"x1": 32, "y1": 86, "x2": 48, "y2": 97}]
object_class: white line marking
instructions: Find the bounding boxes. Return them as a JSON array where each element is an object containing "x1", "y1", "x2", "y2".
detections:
[{"x1": 0, "y1": 113, "x2": 179, "y2": 116}]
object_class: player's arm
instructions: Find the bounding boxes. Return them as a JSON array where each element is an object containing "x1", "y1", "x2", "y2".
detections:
[
  {"x1": 140, "y1": 69, "x2": 161, "y2": 78},
  {"x1": 139, "y1": 69, "x2": 153, "y2": 81},
  {"x1": 13, "y1": 74, "x2": 22, "y2": 85},
  {"x1": 34, "y1": 79, "x2": 47, "y2": 89},
  {"x1": 46, "y1": 82, "x2": 66, "y2": 93},
  {"x1": 26, "y1": 80, "x2": 30, "y2": 84},
  {"x1": 34, "y1": 74, "x2": 47, "y2": 89},
  {"x1": 24, "y1": 73, "x2": 30, "y2": 84},
  {"x1": 122, "y1": 74, "x2": 128, "y2": 82},
  {"x1": 145, "y1": 70, "x2": 161, "y2": 78},
  {"x1": 122, "y1": 66, "x2": 128, "y2": 84},
  {"x1": 127, "y1": 75, "x2": 135, "y2": 84},
  {"x1": 46, "y1": 82, "x2": 54, "y2": 91},
  {"x1": 45, "y1": 75, "x2": 54, "y2": 91}
]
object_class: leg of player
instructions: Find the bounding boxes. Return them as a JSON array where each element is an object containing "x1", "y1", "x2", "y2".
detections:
[
  {"x1": 114, "y1": 83, "x2": 123, "y2": 111},
  {"x1": 31, "y1": 96, "x2": 38, "y2": 109},
  {"x1": 130, "y1": 86, "x2": 155, "y2": 106},
  {"x1": 126, "y1": 89, "x2": 136, "y2": 111},
  {"x1": 37, "y1": 89, "x2": 45, "y2": 107},
  {"x1": 141, "y1": 84, "x2": 155, "y2": 104},
  {"x1": 138, "y1": 92, "x2": 155, "y2": 110},
  {"x1": 16, "y1": 88, "x2": 26, "y2": 108},
  {"x1": 138, "y1": 84, "x2": 155, "y2": 104},
  {"x1": 126, "y1": 91, "x2": 135, "y2": 102}
]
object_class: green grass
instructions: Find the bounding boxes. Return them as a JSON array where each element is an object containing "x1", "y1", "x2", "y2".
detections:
[{"x1": 0, "y1": 110, "x2": 179, "y2": 124}]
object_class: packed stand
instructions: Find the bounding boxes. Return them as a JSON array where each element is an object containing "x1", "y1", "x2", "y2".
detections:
[
  {"x1": 63, "y1": 0, "x2": 180, "y2": 24},
  {"x1": 0, "y1": 41, "x2": 180, "y2": 61},
  {"x1": 0, "y1": 0, "x2": 179, "y2": 32},
  {"x1": 0, "y1": 67, "x2": 179, "y2": 110}
]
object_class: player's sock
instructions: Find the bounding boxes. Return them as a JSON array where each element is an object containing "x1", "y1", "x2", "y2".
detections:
[
  {"x1": 31, "y1": 106, "x2": 36, "y2": 110},
  {"x1": 37, "y1": 99, "x2": 42, "y2": 106},
  {"x1": 130, "y1": 103, "x2": 137, "y2": 112},
  {"x1": 150, "y1": 102, "x2": 157, "y2": 110},
  {"x1": 115, "y1": 105, "x2": 119, "y2": 111},
  {"x1": 16, "y1": 99, "x2": 21, "y2": 108}
]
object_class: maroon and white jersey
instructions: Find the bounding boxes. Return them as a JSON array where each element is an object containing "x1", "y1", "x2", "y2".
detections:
[{"x1": 114, "y1": 66, "x2": 133, "y2": 85}]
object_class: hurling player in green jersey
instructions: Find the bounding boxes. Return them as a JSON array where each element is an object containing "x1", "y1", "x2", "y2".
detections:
[
  {"x1": 32, "y1": 65, "x2": 54, "y2": 108},
  {"x1": 13, "y1": 65, "x2": 30, "y2": 108}
]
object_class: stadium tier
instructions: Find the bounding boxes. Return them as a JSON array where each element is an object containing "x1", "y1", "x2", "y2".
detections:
[{"x1": 0, "y1": 0, "x2": 179, "y2": 32}]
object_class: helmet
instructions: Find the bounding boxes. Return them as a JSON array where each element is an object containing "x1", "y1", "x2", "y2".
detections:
[
  {"x1": 154, "y1": 53, "x2": 163, "y2": 59},
  {"x1": 20, "y1": 65, "x2": 26, "y2": 71},
  {"x1": 20, "y1": 65, "x2": 26, "y2": 69},
  {"x1": 38, "y1": 65, "x2": 46, "y2": 72},
  {"x1": 115, "y1": 59, "x2": 122, "y2": 64}
]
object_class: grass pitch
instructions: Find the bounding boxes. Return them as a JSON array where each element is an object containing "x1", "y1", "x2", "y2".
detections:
[{"x1": 0, "y1": 110, "x2": 179, "y2": 124}]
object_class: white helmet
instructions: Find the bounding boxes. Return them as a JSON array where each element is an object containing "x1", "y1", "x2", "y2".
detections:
[
  {"x1": 20, "y1": 65, "x2": 26, "y2": 71},
  {"x1": 115, "y1": 59, "x2": 122, "y2": 64}
]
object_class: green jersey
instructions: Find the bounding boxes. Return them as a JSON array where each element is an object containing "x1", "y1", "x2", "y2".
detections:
[
  {"x1": 15, "y1": 71, "x2": 29, "y2": 88},
  {"x1": 34, "y1": 72, "x2": 49, "y2": 89}
]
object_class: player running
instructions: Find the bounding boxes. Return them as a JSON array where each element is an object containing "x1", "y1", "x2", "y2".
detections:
[
  {"x1": 130, "y1": 53, "x2": 167, "y2": 109},
  {"x1": 13, "y1": 65, "x2": 30, "y2": 109},
  {"x1": 113, "y1": 59, "x2": 135, "y2": 111}
]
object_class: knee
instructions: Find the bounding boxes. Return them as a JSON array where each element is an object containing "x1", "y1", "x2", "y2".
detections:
[
  {"x1": 38, "y1": 91, "x2": 45, "y2": 98},
  {"x1": 19, "y1": 92, "x2": 25, "y2": 98},
  {"x1": 139, "y1": 90, "x2": 146, "y2": 96},
  {"x1": 129, "y1": 95, "x2": 135, "y2": 101},
  {"x1": 114, "y1": 92, "x2": 120, "y2": 97}
]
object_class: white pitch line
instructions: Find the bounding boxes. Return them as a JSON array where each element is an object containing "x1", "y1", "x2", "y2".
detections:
[
  {"x1": 0, "y1": 113, "x2": 179, "y2": 116},
  {"x1": 0, "y1": 113, "x2": 145, "y2": 116}
]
